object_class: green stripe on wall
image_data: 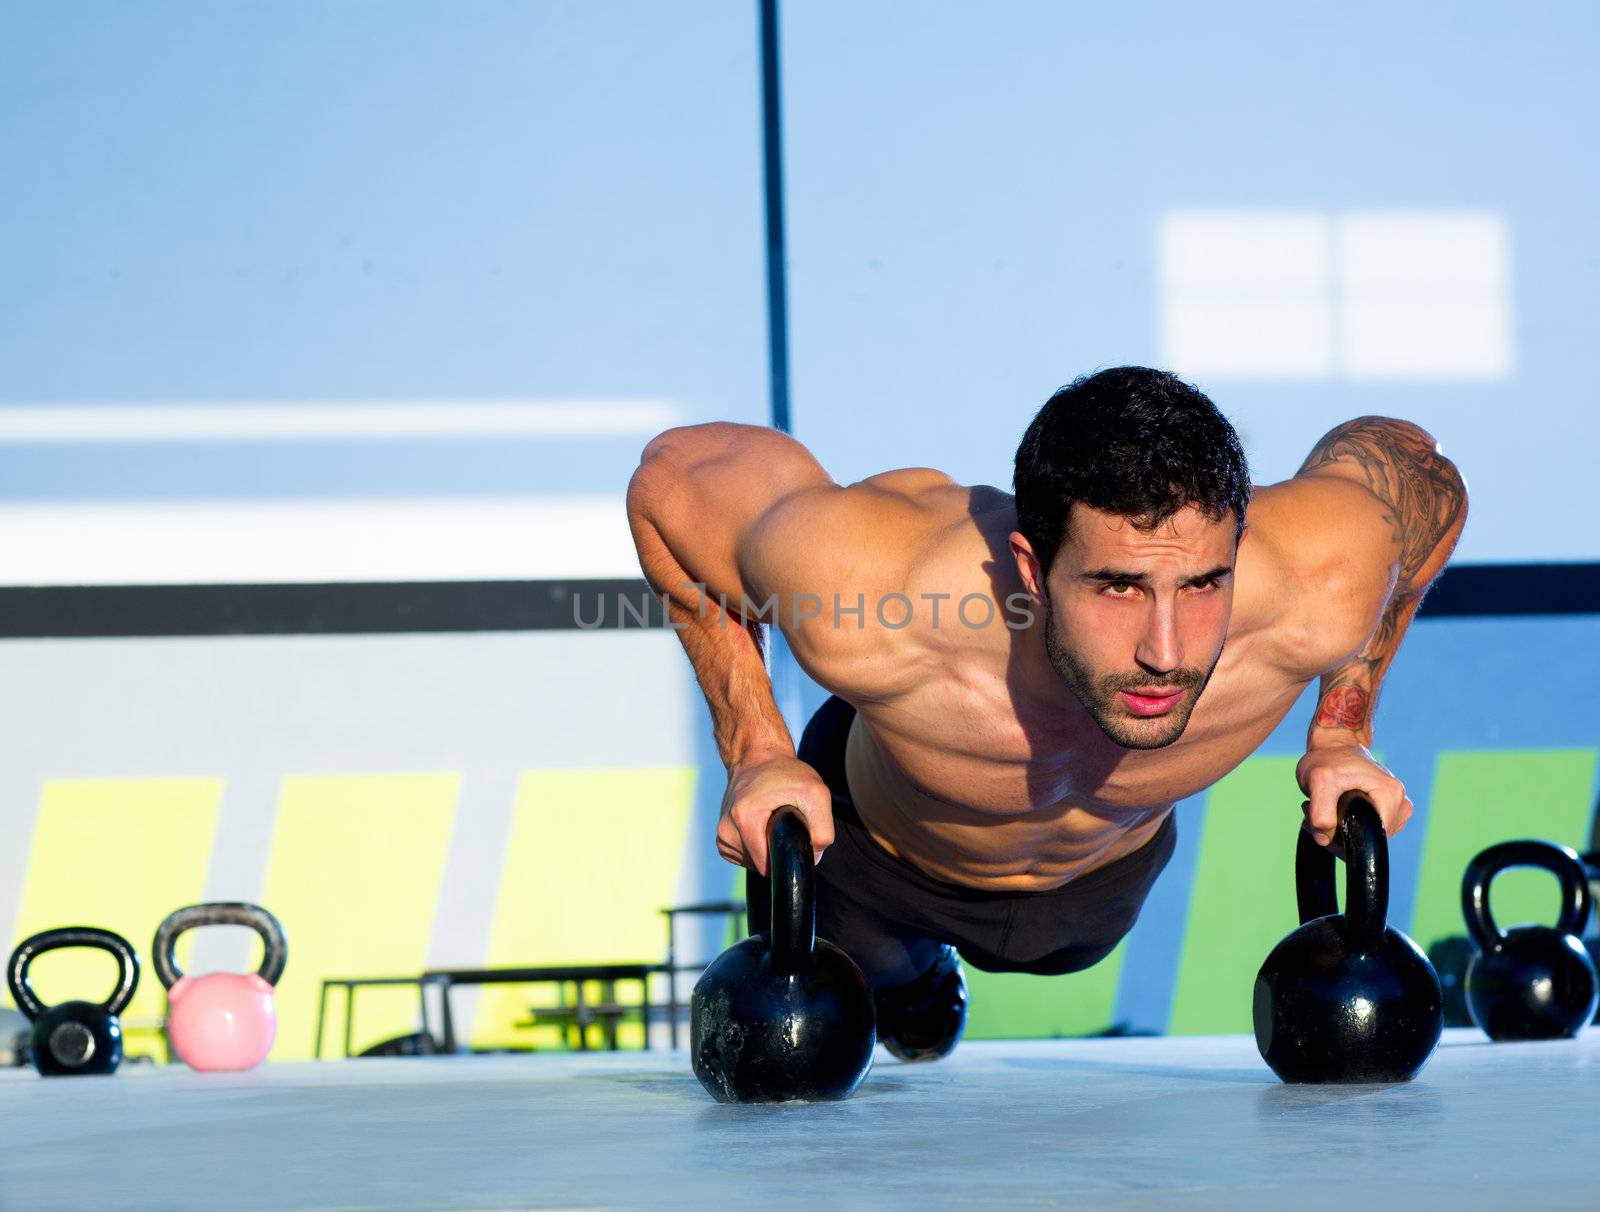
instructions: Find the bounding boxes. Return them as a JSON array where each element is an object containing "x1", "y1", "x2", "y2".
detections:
[
  {"x1": 1409, "y1": 749, "x2": 1598, "y2": 952},
  {"x1": 1168, "y1": 757, "x2": 1303, "y2": 1035},
  {"x1": 964, "y1": 945, "x2": 1125, "y2": 1039}
]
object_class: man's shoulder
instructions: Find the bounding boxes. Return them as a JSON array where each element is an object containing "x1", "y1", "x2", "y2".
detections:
[
  {"x1": 1235, "y1": 478, "x2": 1398, "y2": 678},
  {"x1": 749, "y1": 469, "x2": 986, "y2": 574},
  {"x1": 747, "y1": 466, "x2": 946, "y2": 561},
  {"x1": 854, "y1": 466, "x2": 963, "y2": 498},
  {"x1": 743, "y1": 469, "x2": 977, "y2": 698}
]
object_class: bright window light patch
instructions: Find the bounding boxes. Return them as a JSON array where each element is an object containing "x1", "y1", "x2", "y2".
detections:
[
  {"x1": 1338, "y1": 212, "x2": 1513, "y2": 380},
  {"x1": 1158, "y1": 212, "x2": 1332, "y2": 379},
  {"x1": 1157, "y1": 209, "x2": 1514, "y2": 382}
]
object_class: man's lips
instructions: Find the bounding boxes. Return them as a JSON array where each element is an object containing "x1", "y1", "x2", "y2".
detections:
[{"x1": 1118, "y1": 688, "x2": 1186, "y2": 716}]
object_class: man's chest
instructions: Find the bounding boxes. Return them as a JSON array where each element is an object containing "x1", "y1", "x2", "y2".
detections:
[{"x1": 862, "y1": 654, "x2": 1312, "y2": 816}]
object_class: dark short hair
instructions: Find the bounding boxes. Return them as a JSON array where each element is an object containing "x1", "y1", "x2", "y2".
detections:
[{"x1": 1013, "y1": 367, "x2": 1251, "y2": 574}]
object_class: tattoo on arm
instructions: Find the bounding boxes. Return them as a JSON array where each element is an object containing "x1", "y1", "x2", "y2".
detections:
[
  {"x1": 1311, "y1": 590, "x2": 1426, "y2": 744},
  {"x1": 1300, "y1": 417, "x2": 1466, "y2": 746},
  {"x1": 1297, "y1": 416, "x2": 1466, "y2": 591},
  {"x1": 1315, "y1": 683, "x2": 1371, "y2": 730}
]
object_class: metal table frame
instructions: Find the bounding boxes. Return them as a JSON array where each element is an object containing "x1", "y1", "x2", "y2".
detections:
[
  {"x1": 314, "y1": 974, "x2": 450, "y2": 1060},
  {"x1": 425, "y1": 964, "x2": 660, "y2": 1053},
  {"x1": 659, "y1": 900, "x2": 745, "y2": 1049},
  {"x1": 314, "y1": 965, "x2": 662, "y2": 1058}
]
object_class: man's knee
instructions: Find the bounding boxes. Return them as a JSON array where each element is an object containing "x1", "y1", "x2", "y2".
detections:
[{"x1": 957, "y1": 940, "x2": 1117, "y2": 978}]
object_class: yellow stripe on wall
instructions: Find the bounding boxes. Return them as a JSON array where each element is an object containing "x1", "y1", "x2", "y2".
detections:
[
  {"x1": 261, "y1": 773, "x2": 459, "y2": 1060},
  {"x1": 472, "y1": 768, "x2": 696, "y2": 1049},
  {"x1": 7, "y1": 779, "x2": 223, "y2": 1038},
  {"x1": 964, "y1": 945, "x2": 1126, "y2": 1040}
]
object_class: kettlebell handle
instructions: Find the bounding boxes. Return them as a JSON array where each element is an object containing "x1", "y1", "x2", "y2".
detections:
[
  {"x1": 153, "y1": 902, "x2": 288, "y2": 990},
  {"x1": 6, "y1": 926, "x2": 140, "y2": 1022},
  {"x1": 1461, "y1": 840, "x2": 1591, "y2": 950},
  {"x1": 1295, "y1": 791, "x2": 1388, "y2": 953},
  {"x1": 767, "y1": 807, "x2": 816, "y2": 976}
]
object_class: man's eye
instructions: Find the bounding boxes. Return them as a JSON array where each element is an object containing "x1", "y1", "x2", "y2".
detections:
[{"x1": 1105, "y1": 582, "x2": 1136, "y2": 596}]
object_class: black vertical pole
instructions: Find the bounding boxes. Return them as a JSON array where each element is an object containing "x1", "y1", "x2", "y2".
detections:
[
  {"x1": 759, "y1": 0, "x2": 791, "y2": 435},
  {"x1": 757, "y1": 0, "x2": 803, "y2": 735}
]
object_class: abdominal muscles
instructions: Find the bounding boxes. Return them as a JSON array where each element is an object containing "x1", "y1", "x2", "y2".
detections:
[{"x1": 842, "y1": 684, "x2": 1298, "y2": 891}]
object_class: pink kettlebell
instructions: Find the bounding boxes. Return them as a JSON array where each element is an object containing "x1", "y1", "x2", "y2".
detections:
[{"x1": 155, "y1": 902, "x2": 287, "y2": 1072}]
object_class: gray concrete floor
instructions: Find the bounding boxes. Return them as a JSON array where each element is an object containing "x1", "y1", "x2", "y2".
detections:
[{"x1": 1, "y1": 1029, "x2": 1595, "y2": 1211}]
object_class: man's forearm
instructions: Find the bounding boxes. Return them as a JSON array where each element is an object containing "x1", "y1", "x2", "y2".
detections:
[
  {"x1": 673, "y1": 594, "x2": 795, "y2": 770},
  {"x1": 628, "y1": 496, "x2": 793, "y2": 772},
  {"x1": 1300, "y1": 417, "x2": 1468, "y2": 750},
  {"x1": 1307, "y1": 592, "x2": 1425, "y2": 749}
]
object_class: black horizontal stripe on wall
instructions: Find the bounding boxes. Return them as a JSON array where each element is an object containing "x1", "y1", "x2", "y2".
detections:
[
  {"x1": 0, "y1": 579, "x2": 668, "y2": 637},
  {"x1": 0, "y1": 564, "x2": 1593, "y2": 638},
  {"x1": 1415, "y1": 563, "x2": 1599, "y2": 618}
]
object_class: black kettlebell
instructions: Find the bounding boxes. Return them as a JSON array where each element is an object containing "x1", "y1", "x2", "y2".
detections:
[
  {"x1": 1462, "y1": 840, "x2": 1598, "y2": 1040},
  {"x1": 1425, "y1": 936, "x2": 1478, "y2": 1028},
  {"x1": 1253, "y1": 792, "x2": 1443, "y2": 1083},
  {"x1": 7, "y1": 926, "x2": 140, "y2": 1077},
  {"x1": 1583, "y1": 851, "x2": 1600, "y2": 1023},
  {"x1": 691, "y1": 807, "x2": 875, "y2": 1103}
]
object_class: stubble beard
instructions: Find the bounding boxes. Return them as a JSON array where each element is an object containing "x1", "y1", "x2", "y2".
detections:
[{"x1": 1043, "y1": 604, "x2": 1218, "y2": 751}]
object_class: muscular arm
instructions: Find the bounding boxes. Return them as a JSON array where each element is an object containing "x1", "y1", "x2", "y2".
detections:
[
  {"x1": 626, "y1": 422, "x2": 828, "y2": 773},
  {"x1": 1296, "y1": 417, "x2": 1468, "y2": 749},
  {"x1": 626, "y1": 422, "x2": 930, "y2": 872}
]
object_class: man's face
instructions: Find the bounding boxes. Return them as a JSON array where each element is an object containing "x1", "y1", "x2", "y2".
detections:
[{"x1": 1033, "y1": 504, "x2": 1240, "y2": 750}]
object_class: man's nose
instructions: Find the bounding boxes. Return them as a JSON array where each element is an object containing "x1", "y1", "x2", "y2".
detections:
[{"x1": 1135, "y1": 603, "x2": 1181, "y2": 675}]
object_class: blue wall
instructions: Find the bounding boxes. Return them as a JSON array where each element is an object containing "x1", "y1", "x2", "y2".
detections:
[{"x1": 2, "y1": 1, "x2": 1596, "y2": 563}]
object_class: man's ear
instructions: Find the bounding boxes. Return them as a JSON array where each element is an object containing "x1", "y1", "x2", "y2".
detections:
[{"x1": 1009, "y1": 531, "x2": 1047, "y2": 599}]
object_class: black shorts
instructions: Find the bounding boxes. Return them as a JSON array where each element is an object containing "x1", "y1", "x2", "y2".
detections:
[{"x1": 746, "y1": 696, "x2": 1177, "y2": 990}]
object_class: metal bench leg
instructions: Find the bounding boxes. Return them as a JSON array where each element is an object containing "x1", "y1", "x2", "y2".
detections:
[{"x1": 314, "y1": 983, "x2": 331, "y2": 1060}]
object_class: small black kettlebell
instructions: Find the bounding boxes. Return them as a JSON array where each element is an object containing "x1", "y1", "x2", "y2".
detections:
[
  {"x1": 7, "y1": 926, "x2": 140, "y2": 1077},
  {"x1": 1254, "y1": 792, "x2": 1443, "y2": 1083},
  {"x1": 1425, "y1": 935, "x2": 1478, "y2": 1028},
  {"x1": 691, "y1": 807, "x2": 875, "y2": 1103},
  {"x1": 1462, "y1": 840, "x2": 1598, "y2": 1040},
  {"x1": 1583, "y1": 851, "x2": 1600, "y2": 1024}
]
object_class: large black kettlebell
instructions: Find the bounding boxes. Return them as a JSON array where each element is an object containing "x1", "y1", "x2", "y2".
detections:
[
  {"x1": 7, "y1": 927, "x2": 140, "y2": 1077},
  {"x1": 1462, "y1": 840, "x2": 1598, "y2": 1040},
  {"x1": 1254, "y1": 792, "x2": 1443, "y2": 1083},
  {"x1": 691, "y1": 807, "x2": 875, "y2": 1103}
]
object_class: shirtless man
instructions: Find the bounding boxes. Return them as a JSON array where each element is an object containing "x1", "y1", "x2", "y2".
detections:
[{"x1": 627, "y1": 367, "x2": 1467, "y2": 1060}]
